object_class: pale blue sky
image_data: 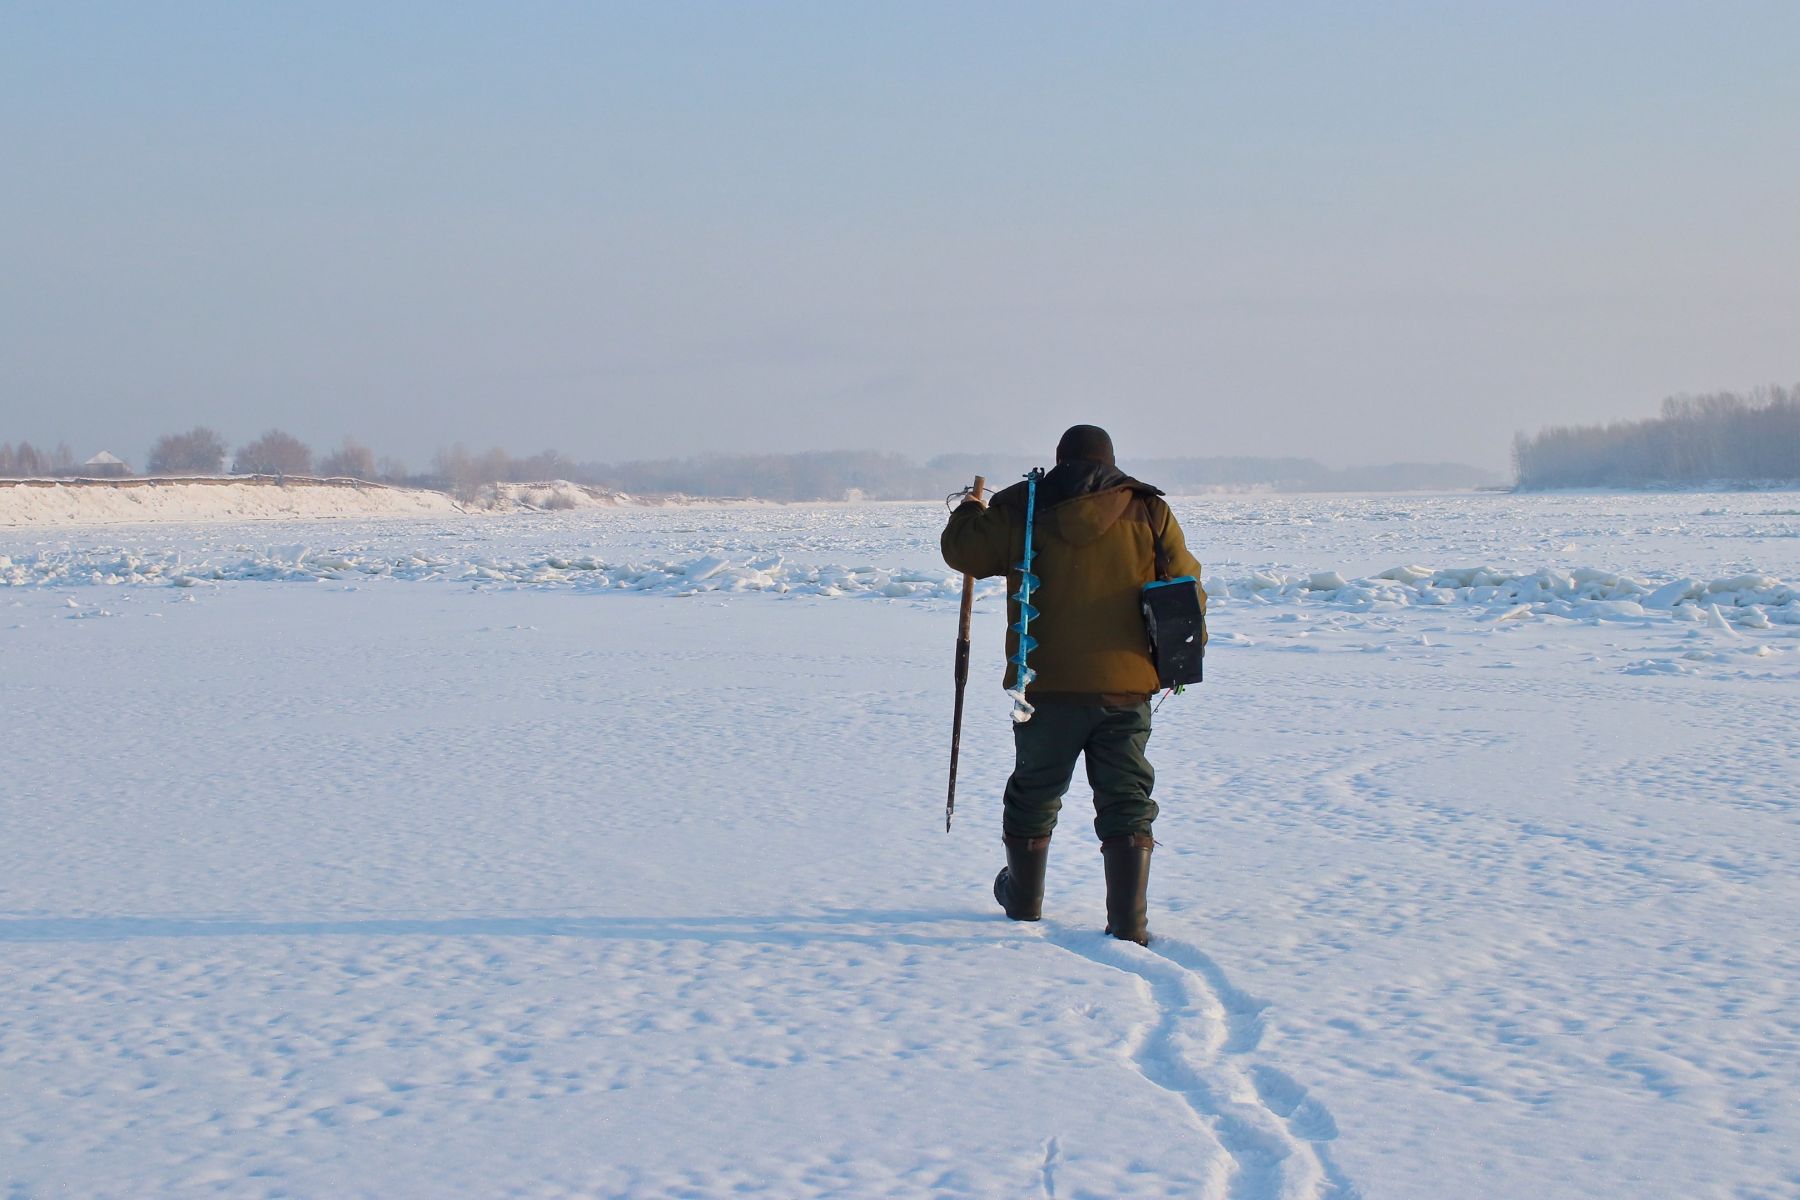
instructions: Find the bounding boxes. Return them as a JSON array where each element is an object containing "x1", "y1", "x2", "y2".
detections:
[{"x1": 3, "y1": 2, "x2": 1797, "y2": 470}]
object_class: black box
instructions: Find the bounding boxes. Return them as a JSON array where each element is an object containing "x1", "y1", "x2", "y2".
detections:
[{"x1": 1142, "y1": 577, "x2": 1206, "y2": 688}]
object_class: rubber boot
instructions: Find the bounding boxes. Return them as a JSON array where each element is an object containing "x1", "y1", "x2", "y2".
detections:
[
  {"x1": 993, "y1": 834, "x2": 1051, "y2": 921},
  {"x1": 1101, "y1": 834, "x2": 1154, "y2": 945}
]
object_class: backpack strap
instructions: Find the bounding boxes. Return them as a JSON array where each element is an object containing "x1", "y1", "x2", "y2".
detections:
[{"x1": 1141, "y1": 495, "x2": 1172, "y2": 582}]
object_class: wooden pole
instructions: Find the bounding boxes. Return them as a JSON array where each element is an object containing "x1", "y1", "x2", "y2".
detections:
[{"x1": 946, "y1": 475, "x2": 987, "y2": 831}]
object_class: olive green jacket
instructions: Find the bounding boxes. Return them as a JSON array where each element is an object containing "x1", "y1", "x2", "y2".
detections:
[{"x1": 941, "y1": 465, "x2": 1204, "y2": 704}]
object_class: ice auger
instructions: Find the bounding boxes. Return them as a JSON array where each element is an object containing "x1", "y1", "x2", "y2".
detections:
[{"x1": 1006, "y1": 468, "x2": 1044, "y2": 723}]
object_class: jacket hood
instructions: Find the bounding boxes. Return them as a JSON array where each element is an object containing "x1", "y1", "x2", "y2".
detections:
[{"x1": 990, "y1": 462, "x2": 1162, "y2": 548}]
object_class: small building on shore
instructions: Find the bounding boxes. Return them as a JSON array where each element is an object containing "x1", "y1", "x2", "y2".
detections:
[{"x1": 83, "y1": 451, "x2": 131, "y2": 478}]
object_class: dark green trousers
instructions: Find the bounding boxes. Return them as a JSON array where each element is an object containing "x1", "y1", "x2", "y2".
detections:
[{"x1": 1002, "y1": 703, "x2": 1157, "y2": 841}]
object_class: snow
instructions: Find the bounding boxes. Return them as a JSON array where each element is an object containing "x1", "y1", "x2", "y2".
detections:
[
  {"x1": 0, "y1": 478, "x2": 466, "y2": 526},
  {"x1": 0, "y1": 477, "x2": 748, "y2": 528},
  {"x1": 2, "y1": 490, "x2": 1796, "y2": 1199},
  {"x1": 6, "y1": 540, "x2": 1794, "y2": 639},
  {"x1": 489, "y1": 480, "x2": 637, "y2": 511}
]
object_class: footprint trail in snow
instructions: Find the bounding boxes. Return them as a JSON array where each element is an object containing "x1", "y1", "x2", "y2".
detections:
[{"x1": 1042, "y1": 924, "x2": 1360, "y2": 1200}]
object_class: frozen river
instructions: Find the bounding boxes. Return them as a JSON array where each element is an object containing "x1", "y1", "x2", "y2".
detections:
[{"x1": 3, "y1": 491, "x2": 1796, "y2": 1198}]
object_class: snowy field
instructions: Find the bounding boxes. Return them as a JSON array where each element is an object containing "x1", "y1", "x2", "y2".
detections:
[{"x1": 2, "y1": 491, "x2": 1796, "y2": 1200}]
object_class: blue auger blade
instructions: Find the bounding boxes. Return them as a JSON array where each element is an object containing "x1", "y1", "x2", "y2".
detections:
[{"x1": 1008, "y1": 465, "x2": 1045, "y2": 712}]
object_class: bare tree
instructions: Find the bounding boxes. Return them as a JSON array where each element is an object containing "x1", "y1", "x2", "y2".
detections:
[
  {"x1": 510, "y1": 448, "x2": 574, "y2": 481},
  {"x1": 431, "y1": 443, "x2": 477, "y2": 500},
  {"x1": 147, "y1": 427, "x2": 228, "y2": 474},
  {"x1": 376, "y1": 456, "x2": 409, "y2": 485},
  {"x1": 318, "y1": 437, "x2": 376, "y2": 480},
  {"x1": 0, "y1": 444, "x2": 13, "y2": 476},
  {"x1": 473, "y1": 446, "x2": 510, "y2": 490},
  {"x1": 234, "y1": 430, "x2": 313, "y2": 477},
  {"x1": 14, "y1": 441, "x2": 44, "y2": 476}
]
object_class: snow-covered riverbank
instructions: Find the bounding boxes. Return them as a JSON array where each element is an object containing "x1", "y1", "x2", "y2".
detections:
[
  {"x1": 0, "y1": 476, "x2": 467, "y2": 526},
  {"x1": 0, "y1": 477, "x2": 681, "y2": 527}
]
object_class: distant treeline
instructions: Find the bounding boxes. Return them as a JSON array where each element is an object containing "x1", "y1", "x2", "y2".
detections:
[
  {"x1": 3, "y1": 425, "x2": 1500, "y2": 500},
  {"x1": 1514, "y1": 385, "x2": 1800, "y2": 490},
  {"x1": 0, "y1": 441, "x2": 78, "y2": 476},
  {"x1": 0, "y1": 428, "x2": 401, "y2": 483}
]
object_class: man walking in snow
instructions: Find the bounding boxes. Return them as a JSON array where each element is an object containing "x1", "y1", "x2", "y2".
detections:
[{"x1": 941, "y1": 425, "x2": 1204, "y2": 944}]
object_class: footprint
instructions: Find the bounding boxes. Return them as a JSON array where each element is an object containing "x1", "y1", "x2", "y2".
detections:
[
  {"x1": 1249, "y1": 1064, "x2": 1306, "y2": 1117},
  {"x1": 1251, "y1": 1064, "x2": 1340, "y2": 1142}
]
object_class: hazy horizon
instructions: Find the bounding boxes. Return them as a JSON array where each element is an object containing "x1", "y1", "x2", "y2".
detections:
[{"x1": 5, "y1": 3, "x2": 1797, "y2": 473}]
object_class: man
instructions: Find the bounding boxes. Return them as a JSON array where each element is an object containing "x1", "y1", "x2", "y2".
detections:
[{"x1": 940, "y1": 425, "x2": 1204, "y2": 944}]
